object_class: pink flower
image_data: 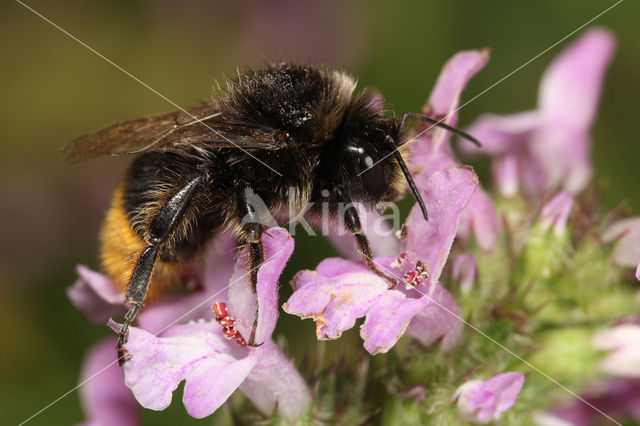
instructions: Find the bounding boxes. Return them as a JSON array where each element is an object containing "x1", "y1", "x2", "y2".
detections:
[
  {"x1": 453, "y1": 372, "x2": 525, "y2": 423},
  {"x1": 284, "y1": 166, "x2": 477, "y2": 354},
  {"x1": 68, "y1": 234, "x2": 238, "y2": 424},
  {"x1": 463, "y1": 28, "x2": 616, "y2": 197},
  {"x1": 592, "y1": 324, "x2": 640, "y2": 378},
  {"x1": 540, "y1": 191, "x2": 574, "y2": 236},
  {"x1": 410, "y1": 49, "x2": 501, "y2": 252},
  {"x1": 451, "y1": 253, "x2": 477, "y2": 294},
  {"x1": 111, "y1": 228, "x2": 310, "y2": 421},
  {"x1": 78, "y1": 338, "x2": 139, "y2": 426},
  {"x1": 602, "y1": 217, "x2": 640, "y2": 281},
  {"x1": 543, "y1": 379, "x2": 640, "y2": 426}
]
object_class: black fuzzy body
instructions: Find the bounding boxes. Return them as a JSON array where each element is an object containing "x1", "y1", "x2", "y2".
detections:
[{"x1": 120, "y1": 63, "x2": 403, "y2": 262}]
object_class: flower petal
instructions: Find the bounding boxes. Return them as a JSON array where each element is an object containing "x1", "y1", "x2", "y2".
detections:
[
  {"x1": 602, "y1": 218, "x2": 640, "y2": 243},
  {"x1": 484, "y1": 372, "x2": 526, "y2": 415},
  {"x1": 239, "y1": 342, "x2": 311, "y2": 421},
  {"x1": 463, "y1": 111, "x2": 542, "y2": 157},
  {"x1": 79, "y1": 338, "x2": 139, "y2": 426},
  {"x1": 360, "y1": 291, "x2": 428, "y2": 354},
  {"x1": 493, "y1": 153, "x2": 519, "y2": 197},
  {"x1": 182, "y1": 353, "x2": 257, "y2": 418},
  {"x1": 593, "y1": 325, "x2": 640, "y2": 378},
  {"x1": 458, "y1": 188, "x2": 501, "y2": 253},
  {"x1": 409, "y1": 49, "x2": 488, "y2": 190},
  {"x1": 598, "y1": 345, "x2": 640, "y2": 378},
  {"x1": 538, "y1": 28, "x2": 616, "y2": 129},
  {"x1": 529, "y1": 126, "x2": 593, "y2": 193},
  {"x1": 592, "y1": 324, "x2": 640, "y2": 350},
  {"x1": 285, "y1": 266, "x2": 388, "y2": 340},
  {"x1": 405, "y1": 283, "x2": 463, "y2": 352},
  {"x1": 540, "y1": 191, "x2": 574, "y2": 236},
  {"x1": 424, "y1": 49, "x2": 490, "y2": 149},
  {"x1": 67, "y1": 265, "x2": 127, "y2": 324},
  {"x1": 455, "y1": 372, "x2": 524, "y2": 423},
  {"x1": 602, "y1": 218, "x2": 640, "y2": 269},
  {"x1": 228, "y1": 228, "x2": 294, "y2": 342},
  {"x1": 404, "y1": 166, "x2": 478, "y2": 285},
  {"x1": 452, "y1": 253, "x2": 477, "y2": 294},
  {"x1": 315, "y1": 257, "x2": 372, "y2": 277},
  {"x1": 118, "y1": 321, "x2": 256, "y2": 416},
  {"x1": 610, "y1": 223, "x2": 640, "y2": 268}
]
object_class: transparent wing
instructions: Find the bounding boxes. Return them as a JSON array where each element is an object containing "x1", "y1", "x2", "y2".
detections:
[{"x1": 62, "y1": 104, "x2": 285, "y2": 163}]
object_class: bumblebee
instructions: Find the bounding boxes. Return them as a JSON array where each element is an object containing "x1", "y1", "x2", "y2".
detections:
[{"x1": 64, "y1": 62, "x2": 478, "y2": 364}]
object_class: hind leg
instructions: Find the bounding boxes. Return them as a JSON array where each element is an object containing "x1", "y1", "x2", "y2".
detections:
[{"x1": 115, "y1": 174, "x2": 205, "y2": 365}]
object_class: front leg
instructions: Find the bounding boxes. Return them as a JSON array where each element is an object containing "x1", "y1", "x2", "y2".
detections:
[{"x1": 334, "y1": 186, "x2": 397, "y2": 288}]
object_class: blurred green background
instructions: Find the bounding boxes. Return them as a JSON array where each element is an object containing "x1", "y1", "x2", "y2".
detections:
[{"x1": 2, "y1": 0, "x2": 638, "y2": 424}]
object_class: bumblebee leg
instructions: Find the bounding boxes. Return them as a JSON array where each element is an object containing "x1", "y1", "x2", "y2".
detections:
[
  {"x1": 239, "y1": 185, "x2": 266, "y2": 346},
  {"x1": 334, "y1": 186, "x2": 397, "y2": 287},
  {"x1": 117, "y1": 174, "x2": 205, "y2": 365}
]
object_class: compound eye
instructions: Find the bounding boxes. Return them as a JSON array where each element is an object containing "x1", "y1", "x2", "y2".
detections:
[
  {"x1": 361, "y1": 163, "x2": 386, "y2": 198},
  {"x1": 346, "y1": 141, "x2": 387, "y2": 199}
]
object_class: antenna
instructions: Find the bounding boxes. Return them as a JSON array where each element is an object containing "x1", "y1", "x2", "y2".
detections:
[{"x1": 393, "y1": 150, "x2": 428, "y2": 221}]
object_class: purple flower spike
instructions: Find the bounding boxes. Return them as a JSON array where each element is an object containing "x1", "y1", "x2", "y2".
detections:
[
  {"x1": 452, "y1": 254, "x2": 477, "y2": 294},
  {"x1": 286, "y1": 167, "x2": 476, "y2": 354},
  {"x1": 115, "y1": 228, "x2": 311, "y2": 421},
  {"x1": 540, "y1": 191, "x2": 574, "y2": 236},
  {"x1": 453, "y1": 372, "x2": 525, "y2": 423},
  {"x1": 79, "y1": 338, "x2": 139, "y2": 426},
  {"x1": 464, "y1": 28, "x2": 616, "y2": 196}
]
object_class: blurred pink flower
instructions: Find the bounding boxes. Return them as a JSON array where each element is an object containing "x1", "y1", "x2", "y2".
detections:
[
  {"x1": 79, "y1": 338, "x2": 139, "y2": 426},
  {"x1": 410, "y1": 49, "x2": 501, "y2": 253},
  {"x1": 540, "y1": 191, "x2": 574, "y2": 236},
  {"x1": 452, "y1": 253, "x2": 477, "y2": 294},
  {"x1": 543, "y1": 379, "x2": 640, "y2": 426},
  {"x1": 593, "y1": 324, "x2": 640, "y2": 378},
  {"x1": 602, "y1": 217, "x2": 640, "y2": 281},
  {"x1": 111, "y1": 228, "x2": 310, "y2": 420},
  {"x1": 453, "y1": 371, "x2": 525, "y2": 423},
  {"x1": 284, "y1": 167, "x2": 477, "y2": 354},
  {"x1": 463, "y1": 28, "x2": 616, "y2": 197}
]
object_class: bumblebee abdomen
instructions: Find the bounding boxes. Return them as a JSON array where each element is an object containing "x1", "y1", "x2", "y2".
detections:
[{"x1": 100, "y1": 184, "x2": 192, "y2": 301}]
